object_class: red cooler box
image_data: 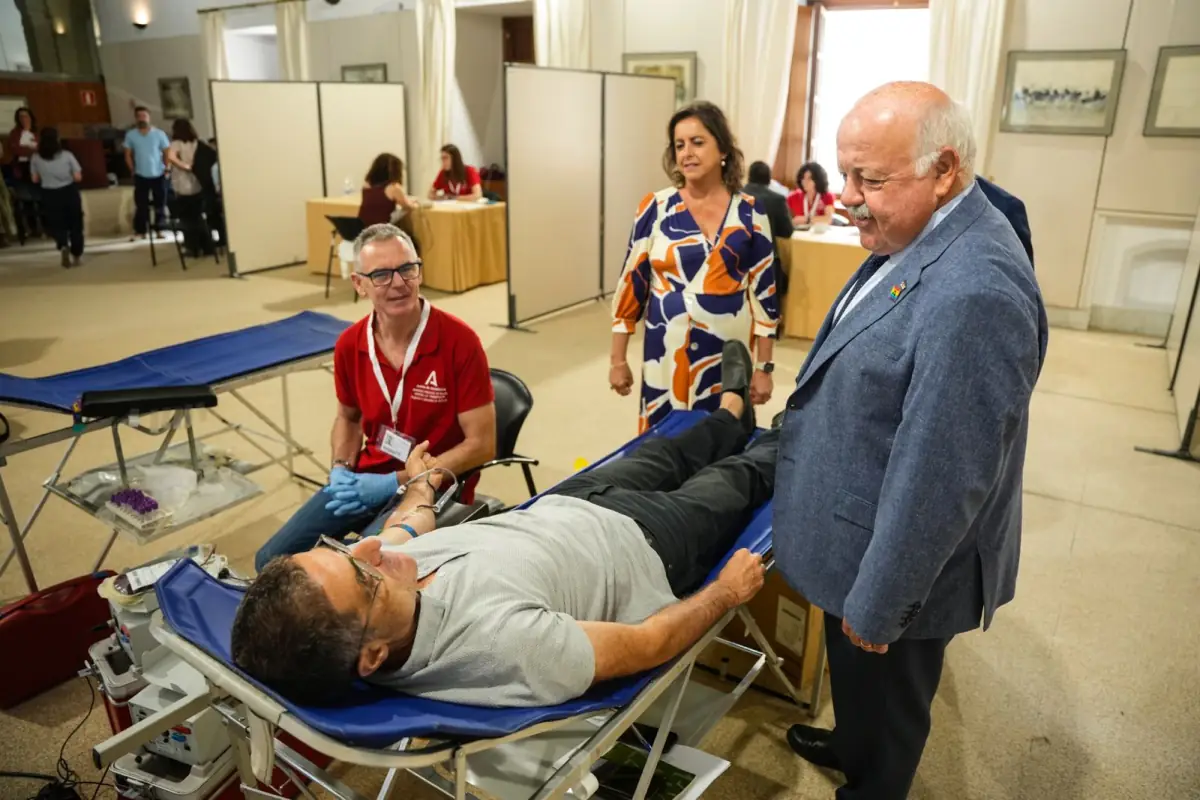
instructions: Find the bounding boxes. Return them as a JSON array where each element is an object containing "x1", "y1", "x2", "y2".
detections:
[{"x1": 0, "y1": 571, "x2": 115, "y2": 708}]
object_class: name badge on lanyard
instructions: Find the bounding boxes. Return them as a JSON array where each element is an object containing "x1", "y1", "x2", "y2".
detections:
[{"x1": 367, "y1": 300, "x2": 431, "y2": 463}]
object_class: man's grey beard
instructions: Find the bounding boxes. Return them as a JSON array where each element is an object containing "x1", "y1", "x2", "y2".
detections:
[{"x1": 846, "y1": 203, "x2": 871, "y2": 220}]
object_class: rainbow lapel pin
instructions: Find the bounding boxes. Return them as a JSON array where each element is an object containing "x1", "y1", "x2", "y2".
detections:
[{"x1": 889, "y1": 281, "x2": 907, "y2": 300}]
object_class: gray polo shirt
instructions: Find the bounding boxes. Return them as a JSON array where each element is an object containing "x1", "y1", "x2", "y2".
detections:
[
  {"x1": 368, "y1": 495, "x2": 678, "y2": 706},
  {"x1": 30, "y1": 151, "x2": 82, "y2": 190}
]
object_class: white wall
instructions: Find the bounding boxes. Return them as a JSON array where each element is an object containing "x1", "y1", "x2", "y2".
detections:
[
  {"x1": 620, "y1": 0, "x2": 725, "y2": 103},
  {"x1": 0, "y1": 0, "x2": 32, "y2": 72},
  {"x1": 224, "y1": 31, "x2": 279, "y2": 81},
  {"x1": 451, "y1": 10, "x2": 504, "y2": 170},
  {"x1": 99, "y1": 34, "x2": 210, "y2": 133},
  {"x1": 988, "y1": 0, "x2": 1200, "y2": 328}
]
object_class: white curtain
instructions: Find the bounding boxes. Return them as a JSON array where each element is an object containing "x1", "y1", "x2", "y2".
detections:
[
  {"x1": 275, "y1": 0, "x2": 310, "y2": 81},
  {"x1": 533, "y1": 0, "x2": 590, "y2": 69},
  {"x1": 929, "y1": 0, "x2": 1009, "y2": 176},
  {"x1": 722, "y1": 0, "x2": 797, "y2": 168},
  {"x1": 415, "y1": 0, "x2": 456, "y2": 198},
  {"x1": 199, "y1": 10, "x2": 228, "y2": 82}
]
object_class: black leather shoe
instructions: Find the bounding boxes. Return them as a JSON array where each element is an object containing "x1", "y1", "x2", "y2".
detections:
[
  {"x1": 720, "y1": 340, "x2": 756, "y2": 435},
  {"x1": 786, "y1": 724, "x2": 842, "y2": 772}
]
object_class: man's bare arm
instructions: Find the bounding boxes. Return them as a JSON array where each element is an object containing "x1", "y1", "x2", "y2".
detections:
[
  {"x1": 578, "y1": 550, "x2": 766, "y2": 683},
  {"x1": 430, "y1": 404, "x2": 496, "y2": 477},
  {"x1": 331, "y1": 403, "x2": 363, "y2": 465},
  {"x1": 374, "y1": 481, "x2": 437, "y2": 545}
]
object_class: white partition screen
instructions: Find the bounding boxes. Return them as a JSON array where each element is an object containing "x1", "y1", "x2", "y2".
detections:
[
  {"x1": 212, "y1": 81, "x2": 324, "y2": 274},
  {"x1": 1166, "y1": 208, "x2": 1200, "y2": 389},
  {"x1": 506, "y1": 65, "x2": 603, "y2": 325},
  {"x1": 1172, "y1": 249, "x2": 1200, "y2": 457},
  {"x1": 602, "y1": 74, "x2": 677, "y2": 295},
  {"x1": 319, "y1": 83, "x2": 408, "y2": 196}
]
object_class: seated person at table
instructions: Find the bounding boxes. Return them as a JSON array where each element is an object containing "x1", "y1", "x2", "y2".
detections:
[
  {"x1": 253, "y1": 224, "x2": 496, "y2": 572},
  {"x1": 233, "y1": 343, "x2": 773, "y2": 707},
  {"x1": 359, "y1": 152, "x2": 418, "y2": 227},
  {"x1": 428, "y1": 144, "x2": 482, "y2": 200},
  {"x1": 786, "y1": 161, "x2": 835, "y2": 228}
]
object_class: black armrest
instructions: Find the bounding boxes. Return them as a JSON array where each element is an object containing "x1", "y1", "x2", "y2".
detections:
[
  {"x1": 78, "y1": 385, "x2": 218, "y2": 419},
  {"x1": 436, "y1": 500, "x2": 491, "y2": 527},
  {"x1": 453, "y1": 455, "x2": 540, "y2": 501}
]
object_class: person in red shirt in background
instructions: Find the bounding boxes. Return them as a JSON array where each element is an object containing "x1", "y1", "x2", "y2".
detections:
[
  {"x1": 787, "y1": 162, "x2": 836, "y2": 228},
  {"x1": 428, "y1": 144, "x2": 482, "y2": 200},
  {"x1": 255, "y1": 223, "x2": 496, "y2": 571}
]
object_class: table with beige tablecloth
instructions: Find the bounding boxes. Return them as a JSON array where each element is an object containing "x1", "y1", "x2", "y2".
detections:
[
  {"x1": 776, "y1": 226, "x2": 870, "y2": 340},
  {"x1": 306, "y1": 195, "x2": 507, "y2": 293}
]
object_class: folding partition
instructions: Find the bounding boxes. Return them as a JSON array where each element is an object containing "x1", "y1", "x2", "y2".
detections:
[
  {"x1": 1142, "y1": 210, "x2": 1200, "y2": 462},
  {"x1": 211, "y1": 81, "x2": 325, "y2": 274},
  {"x1": 602, "y1": 73, "x2": 677, "y2": 295},
  {"x1": 318, "y1": 83, "x2": 409, "y2": 196},
  {"x1": 504, "y1": 65, "x2": 677, "y2": 327},
  {"x1": 505, "y1": 65, "x2": 603, "y2": 325},
  {"x1": 211, "y1": 80, "x2": 409, "y2": 275}
]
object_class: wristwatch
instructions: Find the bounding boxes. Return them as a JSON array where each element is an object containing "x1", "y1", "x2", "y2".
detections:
[{"x1": 755, "y1": 361, "x2": 775, "y2": 374}]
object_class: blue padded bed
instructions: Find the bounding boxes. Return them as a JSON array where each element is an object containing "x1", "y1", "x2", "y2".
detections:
[
  {"x1": 0, "y1": 311, "x2": 350, "y2": 414},
  {"x1": 154, "y1": 411, "x2": 774, "y2": 747}
]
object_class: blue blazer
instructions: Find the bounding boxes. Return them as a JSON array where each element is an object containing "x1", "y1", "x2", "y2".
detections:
[
  {"x1": 773, "y1": 185, "x2": 1048, "y2": 644},
  {"x1": 977, "y1": 176, "x2": 1034, "y2": 268}
]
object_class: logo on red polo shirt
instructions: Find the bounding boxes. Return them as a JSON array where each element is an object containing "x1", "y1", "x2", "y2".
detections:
[{"x1": 412, "y1": 370, "x2": 448, "y2": 403}]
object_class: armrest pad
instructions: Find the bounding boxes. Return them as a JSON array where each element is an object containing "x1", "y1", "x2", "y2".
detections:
[{"x1": 78, "y1": 385, "x2": 218, "y2": 418}]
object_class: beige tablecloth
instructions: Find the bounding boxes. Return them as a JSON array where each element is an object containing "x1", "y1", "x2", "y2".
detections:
[
  {"x1": 307, "y1": 195, "x2": 507, "y2": 293},
  {"x1": 777, "y1": 227, "x2": 870, "y2": 340}
]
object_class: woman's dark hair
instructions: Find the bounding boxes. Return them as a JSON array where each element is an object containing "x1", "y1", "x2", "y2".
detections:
[
  {"x1": 365, "y1": 152, "x2": 404, "y2": 187},
  {"x1": 662, "y1": 101, "x2": 744, "y2": 193},
  {"x1": 14, "y1": 106, "x2": 35, "y2": 131},
  {"x1": 796, "y1": 162, "x2": 829, "y2": 195},
  {"x1": 171, "y1": 118, "x2": 198, "y2": 143},
  {"x1": 440, "y1": 144, "x2": 465, "y2": 185},
  {"x1": 36, "y1": 127, "x2": 61, "y2": 160}
]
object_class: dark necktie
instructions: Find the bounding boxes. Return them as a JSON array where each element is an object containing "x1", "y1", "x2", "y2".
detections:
[{"x1": 833, "y1": 254, "x2": 888, "y2": 326}]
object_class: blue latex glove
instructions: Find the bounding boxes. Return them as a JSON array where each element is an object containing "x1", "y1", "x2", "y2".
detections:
[
  {"x1": 323, "y1": 466, "x2": 367, "y2": 516},
  {"x1": 350, "y1": 471, "x2": 401, "y2": 508}
]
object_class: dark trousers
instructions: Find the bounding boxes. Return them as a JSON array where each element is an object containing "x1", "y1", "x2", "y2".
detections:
[
  {"x1": 40, "y1": 185, "x2": 84, "y2": 257},
  {"x1": 172, "y1": 193, "x2": 211, "y2": 254},
  {"x1": 550, "y1": 411, "x2": 776, "y2": 596},
  {"x1": 824, "y1": 611, "x2": 951, "y2": 799},
  {"x1": 134, "y1": 175, "x2": 167, "y2": 234}
]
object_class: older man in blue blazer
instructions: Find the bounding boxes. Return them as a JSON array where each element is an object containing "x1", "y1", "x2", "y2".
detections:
[{"x1": 774, "y1": 82, "x2": 1048, "y2": 798}]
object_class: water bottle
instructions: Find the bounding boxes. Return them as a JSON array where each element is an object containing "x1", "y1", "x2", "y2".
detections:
[{"x1": 343, "y1": 177, "x2": 354, "y2": 195}]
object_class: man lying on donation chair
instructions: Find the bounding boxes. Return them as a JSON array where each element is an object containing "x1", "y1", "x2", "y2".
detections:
[{"x1": 233, "y1": 342, "x2": 775, "y2": 707}]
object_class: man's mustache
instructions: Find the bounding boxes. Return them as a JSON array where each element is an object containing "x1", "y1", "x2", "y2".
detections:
[{"x1": 846, "y1": 203, "x2": 871, "y2": 220}]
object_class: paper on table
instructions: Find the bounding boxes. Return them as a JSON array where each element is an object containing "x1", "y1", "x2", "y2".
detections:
[{"x1": 126, "y1": 559, "x2": 179, "y2": 592}]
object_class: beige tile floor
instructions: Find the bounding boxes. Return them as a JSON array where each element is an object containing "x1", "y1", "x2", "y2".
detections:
[{"x1": 0, "y1": 246, "x2": 1198, "y2": 799}]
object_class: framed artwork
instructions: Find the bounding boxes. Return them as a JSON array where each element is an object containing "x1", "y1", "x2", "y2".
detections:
[
  {"x1": 622, "y1": 52, "x2": 697, "y2": 107},
  {"x1": 999, "y1": 49, "x2": 1127, "y2": 136},
  {"x1": 342, "y1": 63, "x2": 388, "y2": 83},
  {"x1": 1144, "y1": 45, "x2": 1200, "y2": 137},
  {"x1": 158, "y1": 77, "x2": 193, "y2": 121}
]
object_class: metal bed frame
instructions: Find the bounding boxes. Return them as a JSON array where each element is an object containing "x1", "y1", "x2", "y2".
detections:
[{"x1": 0, "y1": 352, "x2": 334, "y2": 595}]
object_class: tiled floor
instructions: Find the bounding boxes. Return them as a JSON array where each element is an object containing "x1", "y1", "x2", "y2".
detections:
[{"x1": 0, "y1": 246, "x2": 1198, "y2": 799}]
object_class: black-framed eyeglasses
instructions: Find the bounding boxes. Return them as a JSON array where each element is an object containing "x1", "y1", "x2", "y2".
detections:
[
  {"x1": 358, "y1": 261, "x2": 423, "y2": 287},
  {"x1": 317, "y1": 535, "x2": 382, "y2": 666}
]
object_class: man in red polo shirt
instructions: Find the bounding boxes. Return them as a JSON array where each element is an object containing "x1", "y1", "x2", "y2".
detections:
[{"x1": 255, "y1": 224, "x2": 496, "y2": 571}]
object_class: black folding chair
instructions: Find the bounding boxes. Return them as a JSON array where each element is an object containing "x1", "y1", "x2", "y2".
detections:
[
  {"x1": 453, "y1": 369, "x2": 539, "y2": 514},
  {"x1": 325, "y1": 215, "x2": 366, "y2": 299},
  {"x1": 166, "y1": 196, "x2": 221, "y2": 271}
]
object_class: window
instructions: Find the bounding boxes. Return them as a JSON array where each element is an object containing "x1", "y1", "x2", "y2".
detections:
[{"x1": 808, "y1": 7, "x2": 930, "y2": 193}]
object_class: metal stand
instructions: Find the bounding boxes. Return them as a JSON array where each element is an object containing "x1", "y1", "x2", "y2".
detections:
[
  {"x1": 1136, "y1": 401, "x2": 1200, "y2": 464},
  {"x1": 0, "y1": 354, "x2": 333, "y2": 594}
]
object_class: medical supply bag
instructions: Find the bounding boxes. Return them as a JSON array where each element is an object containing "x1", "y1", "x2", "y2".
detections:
[{"x1": 0, "y1": 570, "x2": 115, "y2": 708}]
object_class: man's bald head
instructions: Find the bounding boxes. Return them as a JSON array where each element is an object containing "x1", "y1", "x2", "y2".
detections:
[{"x1": 836, "y1": 81, "x2": 976, "y2": 255}]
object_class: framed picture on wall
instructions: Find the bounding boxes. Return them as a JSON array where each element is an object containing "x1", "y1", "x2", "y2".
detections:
[
  {"x1": 342, "y1": 63, "x2": 388, "y2": 83},
  {"x1": 999, "y1": 50, "x2": 1127, "y2": 136},
  {"x1": 158, "y1": 77, "x2": 193, "y2": 121},
  {"x1": 1144, "y1": 45, "x2": 1200, "y2": 137},
  {"x1": 622, "y1": 52, "x2": 697, "y2": 108}
]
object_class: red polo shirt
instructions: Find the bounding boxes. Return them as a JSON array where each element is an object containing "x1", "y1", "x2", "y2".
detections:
[
  {"x1": 333, "y1": 305, "x2": 493, "y2": 501},
  {"x1": 431, "y1": 165, "x2": 481, "y2": 197}
]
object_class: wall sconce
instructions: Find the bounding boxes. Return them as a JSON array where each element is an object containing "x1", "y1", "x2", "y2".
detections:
[
  {"x1": 53, "y1": 18, "x2": 66, "y2": 35},
  {"x1": 132, "y1": 7, "x2": 150, "y2": 30}
]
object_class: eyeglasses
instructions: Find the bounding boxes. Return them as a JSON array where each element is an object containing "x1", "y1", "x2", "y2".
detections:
[
  {"x1": 357, "y1": 262, "x2": 423, "y2": 287},
  {"x1": 317, "y1": 535, "x2": 382, "y2": 668}
]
